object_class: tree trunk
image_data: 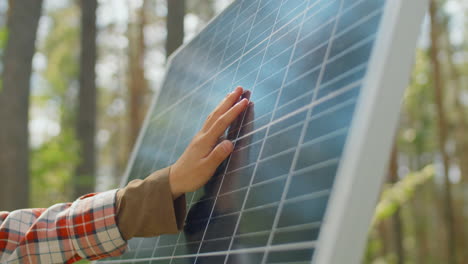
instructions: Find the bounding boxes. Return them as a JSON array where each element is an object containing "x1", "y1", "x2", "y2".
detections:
[
  {"x1": 388, "y1": 145, "x2": 405, "y2": 264},
  {"x1": 441, "y1": 13, "x2": 468, "y2": 263},
  {"x1": 128, "y1": 0, "x2": 149, "y2": 151},
  {"x1": 0, "y1": 0, "x2": 42, "y2": 211},
  {"x1": 166, "y1": 0, "x2": 185, "y2": 58},
  {"x1": 410, "y1": 155, "x2": 430, "y2": 264},
  {"x1": 429, "y1": 1, "x2": 458, "y2": 263},
  {"x1": 75, "y1": 0, "x2": 97, "y2": 198}
]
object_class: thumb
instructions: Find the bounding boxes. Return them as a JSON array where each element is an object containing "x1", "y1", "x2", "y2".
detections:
[{"x1": 206, "y1": 140, "x2": 234, "y2": 167}]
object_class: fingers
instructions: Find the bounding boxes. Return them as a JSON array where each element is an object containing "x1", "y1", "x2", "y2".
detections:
[
  {"x1": 207, "y1": 98, "x2": 249, "y2": 143},
  {"x1": 204, "y1": 140, "x2": 234, "y2": 168},
  {"x1": 202, "y1": 87, "x2": 243, "y2": 131}
]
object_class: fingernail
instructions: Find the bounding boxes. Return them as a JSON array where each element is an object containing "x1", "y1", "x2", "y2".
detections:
[
  {"x1": 222, "y1": 141, "x2": 233, "y2": 153},
  {"x1": 236, "y1": 98, "x2": 248, "y2": 105}
]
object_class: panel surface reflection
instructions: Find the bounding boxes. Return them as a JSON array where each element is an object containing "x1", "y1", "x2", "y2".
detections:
[{"x1": 99, "y1": 0, "x2": 385, "y2": 263}]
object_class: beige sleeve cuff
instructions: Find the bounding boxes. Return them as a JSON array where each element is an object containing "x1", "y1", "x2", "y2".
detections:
[{"x1": 115, "y1": 166, "x2": 186, "y2": 241}]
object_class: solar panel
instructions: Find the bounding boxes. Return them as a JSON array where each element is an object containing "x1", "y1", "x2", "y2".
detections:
[{"x1": 98, "y1": 0, "x2": 427, "y2": 263}]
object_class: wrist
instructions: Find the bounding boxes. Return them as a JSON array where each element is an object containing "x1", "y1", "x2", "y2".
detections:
[{"x1": 169, "y1": 165, "x2": 184, "y2": 199}]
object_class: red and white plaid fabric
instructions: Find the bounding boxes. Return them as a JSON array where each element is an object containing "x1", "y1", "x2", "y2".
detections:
[{"x1": 0, "y1": 190, "x2": 127, "y2": 263}]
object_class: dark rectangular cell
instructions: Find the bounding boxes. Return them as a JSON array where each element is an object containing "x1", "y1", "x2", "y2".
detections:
[
  {"x1": 247, "y1": 23, "x2": 274, "y2": 49},
  {"x1": 183, "y1": 219, "x2": 209, "y2": 243},
  {"x1": 236, "y1": 48, "x2": 265, "y2": 81},
  {"x1": 321, "y1": 40, "x2": 374, "y2": 85},
  {"x1": 212, "y1": 189, "x2": 247, "y2": 217},
  {"x1": 204, "y1": 213, "x2": 239, "y2": 240},
  {"x1": 337, "y1": 0, "x2": 384, "y2": 34},
  {"x1": 303, "y1": 0, "x2": 340, "y2": 29},
  {"x1": 224, "y1": 48, "x2": 243, "y2": 66},
  {"x1": 255, "y1": 62, "x2": 286, "y2": 96},
  {"x1": 228, "y1": 113, "x2": 272, "y2": 140},
  {"x1": 235, "y1": 129, "x2": 266, "y2": 149},
  {"x1": 269, "y1": 111, "x2": 306, "y2": 135},
  {"x1": 252, "y1": 91, "x2": 279, "y2": 118},
  {"x1": 275, "y1": 0, "x2": 307, "y2": 30},
  {"x1": 315, "y1": 85, "x2": 360, "y2": 115},
  {"x1": 245, "y1": 178, "x2": 286, "y2": 209},
  {"x1": 153, "y1": 246, "x2": 175, "y2": 257},
  {"x1": 240, "y1": 40, "x2": 267, "y2": 66},
  {"x1": 237, "y1": 206, "x2": 277, "y2": 234},
  {"x1": 189, "y1": 189, "x2": 206, "y2": 204},
  {"x1": 186, "y1": 198, "x2": 215, "y2": 222},
  {"x1": 199, "y1": 237, "x2": 231, "y2": 253},
  {"x1": 330, "y1": 11, "x2": 382, "y2": 58},
  {"x1": 158, "y1": 234, "x2": 180, "y2": 247},
  {"x1": 266, "y1": 249, "x2": 314, "y2": 263},
  {"x1": 135, "y1": 248, "x2": 154, "y2": 259},
  {"x1": 272, "y1": 225, "x2": 321, "y2": 245},
  {"x1": 228, "y1": 140, "x2": 262, "y2": 169},
  {"x1": 288, "y1": 161, "x2": 338, "y2": 199},
  {"x1": 317, "y1": 67, "x2": 364, "y2": 99},
  {"x1": 137, "y1": 236, "x2": 159, "y2": 249},
  {"x1": 247, "y1": 9, "x2": 278, "y2": 45},
  {"x1": 265, "y1": 29, "x2": 298, "y2": 61},
  {"x1": 258, "y1": 47, "x2": 293, "y2": 84},
  {"x1": 286, "y1": 44, "x2": 327, "y2": 83},
  {"x1": 172, "y1": 257, "x2": 196, "y2": 264},
  {"x1": 220, "y1": 164, "x2": 255, "y2": 194},
  {"x1": 295, "y1": 20, "x2": 334, "y2": 60},
  {"x1": 254, "y1": 150, "x2": 294, "y2": 184},
  {"x1": 231, "y1": 233, "x2": 270, "y2": 250},
  {"x1": 279, "y1": 68, "x2": 320, "y2": 107},
  {"x1": 304, "y1": 101, "x2": 355, "y2": 143},
  {"x1": 296, "y1": 131, "x2": 347, "y2": 171},
  {"x1": 235, "y1": 69, "x2": 259, "y2": 91},
  {"x1": 224, "y1": 33, "x2": 249, "y2": 62},
  {"x1": 227, "y1": 252, "x2": 264, "y2": 264},
  {"x1": 278, "y1": 195, "x2": 329, "y2": 227},
  {"x1": 261, "y1": 125, "x2": 301, "y2": 158},
  {"x1": 273, "y1": 93, "x2": 313, "y2": 120},
  {"x1": 173, "y1": 242, "x2": 199, "y2": 256},
  {"x1": 238, "y1": 1, "x2": 257, "y2": 20}
]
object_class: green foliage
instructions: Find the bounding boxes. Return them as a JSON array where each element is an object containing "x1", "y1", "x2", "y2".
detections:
[
  {"x1": 30, "y1": 4, "x2": 80, "y2": 207},
  {"x1": 372, "y1": 165, "x2": 434, "y2": 227},
  {"x1": 399, "y1": 49, "x2": 436, "y2": 157},
  {"x1": 0, "y1": 27, "x2": 8, "y2": 50},
  {"x1": 39, "y1": 6, "x2": 79, "y2": 111},
  {"x1": 30, "y1": 128, "x2": 80, "y2": 207},
  {"x1": 0, "y1": 27, "x2": 7, "y2": 93}
]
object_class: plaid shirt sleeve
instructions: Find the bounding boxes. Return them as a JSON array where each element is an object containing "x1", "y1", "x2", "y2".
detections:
[{"x1": 0, "y1": 189, "x2": 127, "y2": 263}]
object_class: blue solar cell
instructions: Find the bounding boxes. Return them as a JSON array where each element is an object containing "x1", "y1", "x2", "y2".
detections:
[{"x1": 98, "y1": 0, "x2": 426, "y2": 263}]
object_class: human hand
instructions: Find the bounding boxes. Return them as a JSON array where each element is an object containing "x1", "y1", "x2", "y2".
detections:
[{"x1": 168, "y1": 87, "x2": 249, "y2": 199}]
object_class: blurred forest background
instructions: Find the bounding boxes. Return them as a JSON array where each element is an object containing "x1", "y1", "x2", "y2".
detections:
[{"x1": 0, "y1": 0, "x2": 466, "y2": 263}]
